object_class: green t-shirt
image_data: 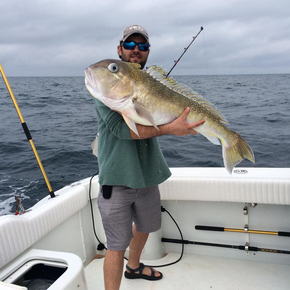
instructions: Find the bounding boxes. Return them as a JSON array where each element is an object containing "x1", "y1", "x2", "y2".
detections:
[{"x1": 94, "y1": 99, "x2": 171, "y2": 188}]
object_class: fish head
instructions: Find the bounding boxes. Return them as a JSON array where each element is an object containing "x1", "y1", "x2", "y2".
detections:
[{"x1": 85, "y1": 59, "x2": 137, "y2": 110}]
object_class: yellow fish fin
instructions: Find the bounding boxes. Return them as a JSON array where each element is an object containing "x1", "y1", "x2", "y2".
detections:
[
  {"x1": 122, "y1": 114, "x2": 139, "y2": 136},
  {"x1": 222, "y1": 132, "x2": 255, "y2": 174},
  {"x1": 133, "y1": 99, "x2": 158, "y2": 130}
]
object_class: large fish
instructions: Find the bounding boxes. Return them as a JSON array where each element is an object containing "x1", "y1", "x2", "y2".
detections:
[{"x1": 85, "y1": 59, "x2": 254, "y2": 173}]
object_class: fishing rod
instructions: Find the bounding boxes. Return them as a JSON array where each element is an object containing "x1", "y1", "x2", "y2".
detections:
[
  {"x1": 195, "y1": 225, "x2": 290, "y2": 237},
  {"x1": 0, "y1": 63, "x2": 55, "y2": 199},
  {"x1": 162, "y1": 237, "x2": 290, "y2": 255},
  {"x1": 166, "y1": 26, "x2": 204, "y2": 78}
]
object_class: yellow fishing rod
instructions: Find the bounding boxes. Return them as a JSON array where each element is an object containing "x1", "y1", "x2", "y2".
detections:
[
  {"x1": 0, "y1": 63, "x2": 55, "y2": 198},
  {"x1": 195, "y1": 225, "x2": 290, "y2": 237}
]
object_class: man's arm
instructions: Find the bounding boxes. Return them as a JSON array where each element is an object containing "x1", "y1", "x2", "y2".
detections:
[{"x1": 130, "y1": 107, "x2": 205, "y2": 140}]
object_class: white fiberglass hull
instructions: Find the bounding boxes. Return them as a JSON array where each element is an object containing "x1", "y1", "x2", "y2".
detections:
[{"x1": 1, "y1": 167, "x2": 290, "y2": 289}]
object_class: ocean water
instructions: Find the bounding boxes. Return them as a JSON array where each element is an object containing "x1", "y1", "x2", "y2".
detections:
[{"x1": 0, "y1": 74, "x2": 289, "y2": 215}]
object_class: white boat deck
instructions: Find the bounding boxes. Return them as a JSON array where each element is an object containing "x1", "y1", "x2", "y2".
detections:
[{"x1": 85, "y1": 252, "x2": 290, "y2": 290}]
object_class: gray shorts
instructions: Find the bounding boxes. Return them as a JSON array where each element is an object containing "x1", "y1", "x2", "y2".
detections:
[{"x1": 97, "y1": 185, "x2": 161, "y2": 251}]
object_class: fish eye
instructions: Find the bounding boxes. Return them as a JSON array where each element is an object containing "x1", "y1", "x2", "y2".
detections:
[{"x1": 108, "y1": 63, "x2": 119, "y2": 73}]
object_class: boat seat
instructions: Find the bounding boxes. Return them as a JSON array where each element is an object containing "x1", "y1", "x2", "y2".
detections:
[
  {"x1": 159, "y1": 167, "x2": 290, "y2": 205},
  {"x1": 0, "y1": 185, "x2": 87, "y2": 269}
]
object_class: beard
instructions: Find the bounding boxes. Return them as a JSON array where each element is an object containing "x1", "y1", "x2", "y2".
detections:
[{"x1": 119, "y1": 49, "x2": 148, "y2": 69}]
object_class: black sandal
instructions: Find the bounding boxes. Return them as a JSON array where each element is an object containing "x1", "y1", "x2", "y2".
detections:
[{"x1": 124, "y1": 263, "x2": 163, "y2": 281}]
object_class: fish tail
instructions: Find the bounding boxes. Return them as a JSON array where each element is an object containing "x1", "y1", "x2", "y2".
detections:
[{"x1": 222, "y1": 132, "x2": 255, "y2": 174}]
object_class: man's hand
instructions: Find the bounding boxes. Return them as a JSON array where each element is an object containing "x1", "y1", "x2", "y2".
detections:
[
  {"x1": 130, "y1": 107, "x2": 205, "y2": 139},
  {"x1": 164, "y1": 107, "x2": 205, "y2": 136}
]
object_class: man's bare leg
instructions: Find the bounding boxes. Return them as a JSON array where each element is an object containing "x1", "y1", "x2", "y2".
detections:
[
  {"x1": 104, "y1": 249, "x2": 125, "y2": 290},
  {"x1": 126, "y1": 224, "x2": 161, "y2": 277}
]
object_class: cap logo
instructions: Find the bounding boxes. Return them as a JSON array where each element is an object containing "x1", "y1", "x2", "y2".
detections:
[{"x1": 128, "y1": 25, "x2": 145, "y2": 32}]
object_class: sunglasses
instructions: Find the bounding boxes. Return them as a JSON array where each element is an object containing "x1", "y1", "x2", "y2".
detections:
[{"x1": 122, "y1": 41, "x2": 150, "y2": 52}]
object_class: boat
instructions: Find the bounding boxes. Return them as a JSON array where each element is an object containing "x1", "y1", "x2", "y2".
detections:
[
  {"x1": 1, "y1": 167, "x2": 290, "y2": 289},
  {"x1": 1, "y1": 62, "x2": 289, "y2": 289}
]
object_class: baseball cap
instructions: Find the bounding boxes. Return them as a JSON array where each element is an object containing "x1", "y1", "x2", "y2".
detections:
[{"x1": 120, "y1": 25, "x2": 150, "y2": 44}]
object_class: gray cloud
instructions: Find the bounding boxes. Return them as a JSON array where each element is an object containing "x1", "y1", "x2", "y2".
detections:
[{"x1": 1, "y1": 0, "x2": 289, "y2": 76}]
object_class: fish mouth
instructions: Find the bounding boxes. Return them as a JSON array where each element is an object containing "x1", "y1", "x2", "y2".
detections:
[{"x1": 84, "y1": 67, "x2": 97, "y2": 89}]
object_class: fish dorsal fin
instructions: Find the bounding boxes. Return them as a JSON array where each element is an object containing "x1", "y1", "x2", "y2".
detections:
[{"x1": 145, "y1": 65, "x2": 229, "y2": 124}]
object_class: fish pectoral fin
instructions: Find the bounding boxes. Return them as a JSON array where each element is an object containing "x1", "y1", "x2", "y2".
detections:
[
  {"x1": 122, "y1": 114, "x2": 140, "y2": 137},
  {"x1": 133, "y1": 99, "x2": 158, "y2": 130}
]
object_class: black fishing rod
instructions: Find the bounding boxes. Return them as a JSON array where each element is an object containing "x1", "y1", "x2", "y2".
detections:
[
  {"x1": 195, "y1": 225, "x2": 290, "y2": 237},
  {"x1": 166, "y1": 26, "x2": 204, "y2": 78},
  {"x1": 162, "y1": 237, "x2": 290, "y2": 255},
  {"x1": 0, "y1": 63, "x2": 55, "y2": 199}
]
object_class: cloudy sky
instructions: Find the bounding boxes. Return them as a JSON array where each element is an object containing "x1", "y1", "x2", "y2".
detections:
[{"x1": 1, "y1": 0, "x2": 290, "y2": 76}]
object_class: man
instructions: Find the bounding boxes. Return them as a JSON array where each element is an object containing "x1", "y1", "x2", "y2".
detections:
[{"x1": 95, "y1": 25, "x2": 205, "y2": 290}]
